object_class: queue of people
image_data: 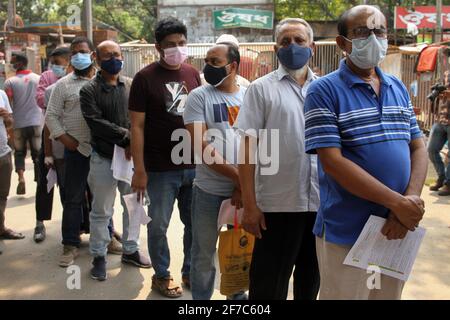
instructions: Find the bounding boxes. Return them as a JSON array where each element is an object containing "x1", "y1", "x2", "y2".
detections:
[{"x1": 0, "y1": 4, "x2": 432, "y2": 300}]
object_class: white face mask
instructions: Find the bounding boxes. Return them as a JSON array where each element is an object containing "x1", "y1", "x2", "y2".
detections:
[{"x1": 345, "y1": 33, "x2": 388, "y2": 69}]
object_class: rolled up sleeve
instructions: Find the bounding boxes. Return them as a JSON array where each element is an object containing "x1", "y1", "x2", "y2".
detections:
[{"x1": 234, "y1": 82, "x2": 265, "y2": 138}]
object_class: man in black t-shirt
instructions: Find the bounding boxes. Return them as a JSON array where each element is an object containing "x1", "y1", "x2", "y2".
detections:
[{"x1": 129, "y1": 17, "x2": 201, "y2": 298}]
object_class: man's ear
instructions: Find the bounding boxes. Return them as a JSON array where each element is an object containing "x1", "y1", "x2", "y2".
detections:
[
  {"x1": 231, "y1": 61, "x2": 239, "y2": 74},
  {"x1": 274, "y1": 44, "x2": 278, "y2": 54},
  {"x1": 310, "y1": 41, "x2": 316, "y2": 57},
  {"x1": 336, "y1": 35, "x2": 347, "y2": 52},
  {"x1": 155, "y1": 43, "x2": 163, "y2": 57}
]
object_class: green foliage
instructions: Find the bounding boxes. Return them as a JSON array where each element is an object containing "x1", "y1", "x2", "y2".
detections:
[
  {"x1": 275, "y1": 0, "x2": 450, "y2": 26},
  {"x1": 0, "y1": 0, "x2": 157, "y2": 43}
]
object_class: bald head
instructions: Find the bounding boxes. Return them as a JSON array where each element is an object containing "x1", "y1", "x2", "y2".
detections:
[
  {"x1": 96, "y1": 40, "x2": 122, "y2": 61},
  {"x1": 338, "y1": 5, "x2": 386, "y2": 38}
]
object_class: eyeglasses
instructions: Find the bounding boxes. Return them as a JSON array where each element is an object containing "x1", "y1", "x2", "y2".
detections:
[{"x1": 351, "y1": 27, "x2": 387, "y2": 39}]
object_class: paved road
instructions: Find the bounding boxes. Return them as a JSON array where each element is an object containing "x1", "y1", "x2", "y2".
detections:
[{"x1": 0, "y1": 159, "x2": 449, "y2": 300}]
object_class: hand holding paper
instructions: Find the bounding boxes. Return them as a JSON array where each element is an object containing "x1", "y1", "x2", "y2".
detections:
[
  {"x1": 46, "y1": 168, "x2": 58, "y2": 193},
  {"x1": 123, "y1": 193, "x2": 152, "y2": 242},
  {"x1": 111, "y1": 145, "x2": 134, "y2": 185},
  {"x1": 344, "y1": 215, "x2": 426, "y2": 282}
]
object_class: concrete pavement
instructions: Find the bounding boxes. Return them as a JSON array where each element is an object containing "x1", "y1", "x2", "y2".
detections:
[{"x1": 0, "y1": 158, "x2": 449, "y2": 300}]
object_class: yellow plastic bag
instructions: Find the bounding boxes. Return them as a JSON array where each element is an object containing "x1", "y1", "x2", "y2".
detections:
[{"x1": 218, "y1": 227, "x2": 255, "y2": 296}]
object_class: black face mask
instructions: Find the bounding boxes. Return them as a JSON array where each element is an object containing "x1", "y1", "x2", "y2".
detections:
[{"x1": 203, "y1": 63, "x2": 231, "y2": 87}]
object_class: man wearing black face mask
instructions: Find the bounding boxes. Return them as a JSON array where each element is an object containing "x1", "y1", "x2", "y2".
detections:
[
  {"x1": 235, "y1": 18, "x2": 320, "y2": 300},
  {"x1": 80, "y1": 41, "x2": 152, "y2": 281},
  {"x1": 184, "y1": 43, "x2": 246, "y2": 300}
]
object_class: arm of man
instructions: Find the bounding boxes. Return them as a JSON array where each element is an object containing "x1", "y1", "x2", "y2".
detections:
[
  {"x1": 238, "y1": 135, "x2": 266, "y2": 238},
  {"x1": 185, "y1": 123, "x2": 239, "y2": 185},
  {"x1": 0, "y1": 91, "x2": 14, "y2": 144},
  {"x1": 45, "y1": 81, "x2": 78, "y2": 151},
  {"x1": 129, "y1": 72, "x2": 150, "y2": 201},
  {"x1": 4, "y1": 79, "x2": 14, "y2": 108},
  {"x1": 130, "y1": 110, "x2": 146, "y2": 199},
  {"x1": 80, "y1": 84, "x2": 129, "y2": 148},
  {"x1": 0, "y1": 109, "x2": 13, "y2": 129},
  {"x1": 185, "y1": 122, "x2": 242, "y2": 208},
  {"x1": 317, "y1": 147, "x2": 423, "y2": 230},
  {"x1": 382, "y1": 96, "x2": 428, "y2": 239},
  {"x1": 234, "y1": 82, "x2": 267, "y2": 238},
  {"x1": 36, "y1": 72, "x2": 52, "y2": 109}
]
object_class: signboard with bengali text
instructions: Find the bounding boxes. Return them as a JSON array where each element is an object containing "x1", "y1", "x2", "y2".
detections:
[
  {"x1": 395, "y1": 6, "x2": 450, "y2": 29},
  {"x1": 213, "y1": 8, "x2": 274, "y2": 30}
]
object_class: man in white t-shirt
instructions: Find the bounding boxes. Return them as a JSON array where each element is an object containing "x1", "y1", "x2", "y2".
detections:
[
  {"x1": 184, "y1": 43, "x2": 247, "y2": 300},
  {"x1": 4, "y1": 52, "x2": 42, "y2": 195},
  {"x1": 0, "y1": 89, "x2": 25, "y2": 245}
]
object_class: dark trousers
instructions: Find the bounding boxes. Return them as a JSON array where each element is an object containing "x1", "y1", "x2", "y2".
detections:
[
  {"x1": 62, "y1": 149, "x2": 90, "y2": 247},
  {"x1": 35, "y1": 134, "x2": 65, "y2": 221},
  {"x1": 428, "y1": 123, "x2": 450, "y2": 185},
  {"x1": 249, "y1": 212, "x2": 320, "y2": 300},
  {"x1": 0, "y1": 153, "x2": 12, "y2": 231},
  {"x1": 13, "y1": 126, "x2": 41, "y2": 180}
]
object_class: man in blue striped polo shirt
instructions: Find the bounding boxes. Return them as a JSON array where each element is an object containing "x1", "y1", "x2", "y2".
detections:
[{"x1": 304, "y1": 5, "x2": 428, "y2": 300}]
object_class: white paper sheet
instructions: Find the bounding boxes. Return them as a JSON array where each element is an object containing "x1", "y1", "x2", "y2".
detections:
[
  {"x1": 123, "y1": 193, "x2": 152, "y2": 242},
  {"x1": 217, "y1": 199, "x2": 244, "y2": 230},
  {"x1": 46, "y1": 168, "x2": 58, "y2": 193},
  {"x1": 343, "y1": 215, "x2": 426, "y2": 282},
  {"x1": 111, "y1": 145, "x2": 134, "y2": 185}
]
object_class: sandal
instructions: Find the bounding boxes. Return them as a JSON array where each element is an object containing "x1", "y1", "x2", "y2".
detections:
[
  {"x1": 0, "y1": 229, "x2": 25, "y2": 240},
  {"x1": 151, "y1": 275, "x2": 183, "y2": 298}
]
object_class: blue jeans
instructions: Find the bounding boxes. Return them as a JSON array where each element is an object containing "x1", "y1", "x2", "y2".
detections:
[
  {"x1": 147, "y1": 169, "x2": 195, "y2": 279},
  {"x1": 62, "y1": 149, "x2": 90, "y2": 247},
  {"x1": 428, "y1": 123, "x2": 450, "y2": 184},
  {"x1": 88, "y1": 152, "x2": 138, "y2": 257},
  {"x1": 190, "y1": 186, "x2": 228, "y2": 300}
]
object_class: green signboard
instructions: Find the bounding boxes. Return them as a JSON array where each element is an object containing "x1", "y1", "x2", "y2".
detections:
[{"x1": 213, "y1": 8, "x2": 274, "y2": 30}]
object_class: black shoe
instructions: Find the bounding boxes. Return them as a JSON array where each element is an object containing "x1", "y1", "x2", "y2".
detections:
[
  {"x1": 430, "y1": 176, "x2": 445, "y2": 191},
  {"x1": 121, "y1": 251, "x2": 152, "y2": 269},
  {"x1": 33, "y1": 224, "x2": 46, "y2": 243},
  {"x1": 90, "y1": 256, "x2": 107, "y2": 281}
]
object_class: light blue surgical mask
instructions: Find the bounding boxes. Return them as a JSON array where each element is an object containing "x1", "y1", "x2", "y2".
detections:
[
  {"x1": 51, "y1": 64, "x2": 67, "y2": 78},
  {"x1": 345, "y1": 33, "x2": 388, "y2": 69},
  {"x1": 71, "y1": 53, "x2": 92, "y2": 71}
]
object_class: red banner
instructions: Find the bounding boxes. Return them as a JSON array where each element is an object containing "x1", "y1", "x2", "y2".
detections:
[{"x1": 395, "y1": 6, "x2": 450, "y2": 29}]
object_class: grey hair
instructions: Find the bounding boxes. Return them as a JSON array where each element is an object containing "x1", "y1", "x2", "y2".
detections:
[{"x1": 275, "y1": 18, "x2": 314, "y2": 42}]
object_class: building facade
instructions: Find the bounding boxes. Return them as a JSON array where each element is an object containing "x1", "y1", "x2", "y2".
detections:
[{"x1": 157, "y1": 0, "x2": 275, "y2": 43}]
